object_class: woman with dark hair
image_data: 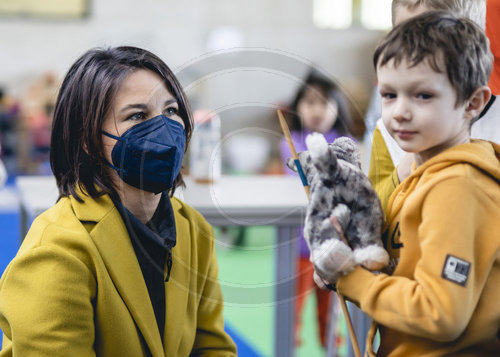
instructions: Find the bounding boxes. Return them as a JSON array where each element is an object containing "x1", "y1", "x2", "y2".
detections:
[{"x1": 0, "y1": 46, "x2": 236, "y2": 357}]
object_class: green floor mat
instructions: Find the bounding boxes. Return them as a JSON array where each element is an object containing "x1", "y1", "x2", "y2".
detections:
[{"x1": 215, "y1": 226, "x2": 347, "y2": 357}]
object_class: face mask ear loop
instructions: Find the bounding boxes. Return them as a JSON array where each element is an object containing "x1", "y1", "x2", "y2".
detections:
[
  {"x1": 101, "y1": 130, "x2": 122, "y2": 141},
  {"x1": 103, "y1": 160, "x2": 125, "y2": 173},
  {"x1": 101, "y1": 130, "x2": 125, "y2": 173}
]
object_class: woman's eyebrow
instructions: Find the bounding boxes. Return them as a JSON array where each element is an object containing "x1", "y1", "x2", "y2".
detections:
[
  {"x1": 120, "y1": 103, "x2": 148, "y2": 113},
  {"x1": 120, "y1": 99, "x2": 177, "y2": 113},
  {"x1": 164, "y1": 99, "x2": 177, "y2": 106}
]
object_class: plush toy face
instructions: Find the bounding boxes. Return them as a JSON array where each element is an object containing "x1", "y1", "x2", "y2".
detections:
[
  {"x1": 286, "y1": 136, "x2": 361, "y2": 182},
  {"x1": 287, "y1": 133, "x2": 389, "y2": 280}
]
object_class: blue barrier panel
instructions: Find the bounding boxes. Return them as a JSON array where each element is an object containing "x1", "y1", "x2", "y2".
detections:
[
  {"x1": 225, "y1": 322, "x2": 264, "y2": 357},
  {"x1": 0, "y1": 210, "x2": 20, "y2": 344}
]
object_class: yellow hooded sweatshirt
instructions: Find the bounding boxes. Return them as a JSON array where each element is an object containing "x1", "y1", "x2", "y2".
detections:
[{"x1": 337, "y1": 139, "x2": 500, "y2": 356}]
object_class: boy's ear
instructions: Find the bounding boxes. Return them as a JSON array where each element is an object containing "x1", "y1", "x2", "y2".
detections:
[{"x1": 465, "y1": 86, "x2": 491, "y2": 120}]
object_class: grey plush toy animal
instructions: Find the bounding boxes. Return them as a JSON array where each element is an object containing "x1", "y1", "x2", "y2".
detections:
[{"x1": 287, "y1": 133, "x2": 389, "y2": 283}]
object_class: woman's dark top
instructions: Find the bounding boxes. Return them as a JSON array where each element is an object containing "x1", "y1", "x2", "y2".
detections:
[{"x1": 113, "y1": 193, "x2": 176, "y2": 341}]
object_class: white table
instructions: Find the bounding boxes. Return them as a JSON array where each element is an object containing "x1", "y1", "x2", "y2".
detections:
[{"x1": 16, "y1": 175, "x2": 308, "y2": 357}]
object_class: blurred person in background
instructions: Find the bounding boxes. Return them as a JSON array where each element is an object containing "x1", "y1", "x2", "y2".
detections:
[
  {"x1": 280, "y1": 69, "x2": 353, "y2": 349},
  {"x1": 0, "y1": 145, "x2": 6, "y2": 188}
]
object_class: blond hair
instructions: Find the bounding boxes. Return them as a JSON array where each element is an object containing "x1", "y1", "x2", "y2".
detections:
[{"x1": 391, "y1": 0, "x2": 486, "y2": 29}]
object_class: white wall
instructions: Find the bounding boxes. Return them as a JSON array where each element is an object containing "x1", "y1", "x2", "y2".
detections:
[
  {"x1": 0, "y1": 0, "x2": 383, "y2": 93},
  {"x1": 0, "y1": 0, "x2": 385, "y2": 158}
]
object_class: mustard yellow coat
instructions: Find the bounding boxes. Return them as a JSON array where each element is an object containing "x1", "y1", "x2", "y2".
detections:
[{"x1": 0, "y1": 191, "x2": 236, "y2": 356}]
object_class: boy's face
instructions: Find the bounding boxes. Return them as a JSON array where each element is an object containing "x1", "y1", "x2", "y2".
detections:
[
  {"x1": 393, "y1": 4, "x2": 430, "y2": 26},
  {"x1": 378, "y1": 57, "x2": 470, "y2": 164}
]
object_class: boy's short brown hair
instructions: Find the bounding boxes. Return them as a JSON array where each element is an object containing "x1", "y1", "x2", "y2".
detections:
[
  {"x1": 391, "y1": 0, "x2": 486, "y2": 29},
  {"x1": 374, "y1": 11, "x2": 492, "y2": 106}
]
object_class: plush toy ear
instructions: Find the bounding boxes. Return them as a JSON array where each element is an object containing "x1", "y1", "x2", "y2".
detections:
[
  {"x1": 331, "y1": 137, "x2": 361, "y2": 168},
  {"x1": 286, "y1": 157, "x2": 298, "y2": 172}
]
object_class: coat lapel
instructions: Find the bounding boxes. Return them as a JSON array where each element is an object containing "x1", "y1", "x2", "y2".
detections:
[
  {"x1": 70, "y1": 193, "x2": 164, "y2": 357},
  {"x1": 163, "y1": 199, "x2": 189, "y2": 355}
]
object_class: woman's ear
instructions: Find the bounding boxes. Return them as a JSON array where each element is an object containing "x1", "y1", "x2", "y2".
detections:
[{"x1": 465, "y1": 85, "x2": 491, "y2": 120}]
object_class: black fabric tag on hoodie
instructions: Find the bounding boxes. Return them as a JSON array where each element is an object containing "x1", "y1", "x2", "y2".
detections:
[{"x1": 441, "y1": 254, "x2": 470, "y2": 287}]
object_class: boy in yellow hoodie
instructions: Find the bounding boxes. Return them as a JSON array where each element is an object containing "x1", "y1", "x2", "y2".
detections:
[
  {"x1": 317, "y1": 11, "x2": 500, "y2": 356},
  {"x1": 366, "y1": 0, "x2": 500, "y2": 214}
]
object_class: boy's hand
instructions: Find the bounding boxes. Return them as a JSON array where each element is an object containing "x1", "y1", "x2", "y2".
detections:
[
  {"x1": 311, "y1": 210, "x2": 353, "y2": 291},
  {"x1": 313, "y1": 270, "x2": 336, "y2": 291}
]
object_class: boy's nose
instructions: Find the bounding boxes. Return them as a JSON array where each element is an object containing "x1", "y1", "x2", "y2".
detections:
[{"x1": 393, "y1": 99, "x2": 411, "y2": 121}]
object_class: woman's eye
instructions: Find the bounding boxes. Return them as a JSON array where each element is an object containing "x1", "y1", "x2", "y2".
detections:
[
  {"x1": 128, "y1": 112, "x2": 146, "y2": 121},
  {"x1": 164, "y1": 106, "x2": 179, "y2": 116}
]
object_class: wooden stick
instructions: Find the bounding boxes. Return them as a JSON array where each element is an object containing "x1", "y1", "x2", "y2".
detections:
[
  {"x1": 277, "y1": 109, "x2": 361, "y2": 357},
  {"x1": 277, "y1": 110, "x2": 310, "y2": 196},
  {"x1": 337, "y1": 292, "x2": 362, "y2": 357}
]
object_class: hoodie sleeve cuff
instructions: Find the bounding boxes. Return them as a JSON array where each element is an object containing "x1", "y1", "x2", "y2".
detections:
[{"x1": 336, "y1": 266, "x2": 377, "y2": 305}]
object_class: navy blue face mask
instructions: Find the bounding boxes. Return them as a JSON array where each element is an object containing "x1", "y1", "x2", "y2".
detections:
[{"x1": 102, "y1": 115, "x2": 186, "y2": 194}]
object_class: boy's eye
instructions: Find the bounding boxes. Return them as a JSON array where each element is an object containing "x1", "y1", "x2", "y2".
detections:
[
  {"x1": 381, "y1": 92, "x2": 396, "y2": 100},
  {"x1": 128, "y1": 112, "x2": 146, "y2": 121},
  {"x1": 417, "y1": 93, "x2": 432, "y2": 100}
]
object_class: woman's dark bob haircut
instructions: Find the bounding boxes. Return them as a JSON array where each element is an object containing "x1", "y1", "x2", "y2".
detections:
[{"x1": 50, "y1": 46, "x2": 193, "y2": 201}]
